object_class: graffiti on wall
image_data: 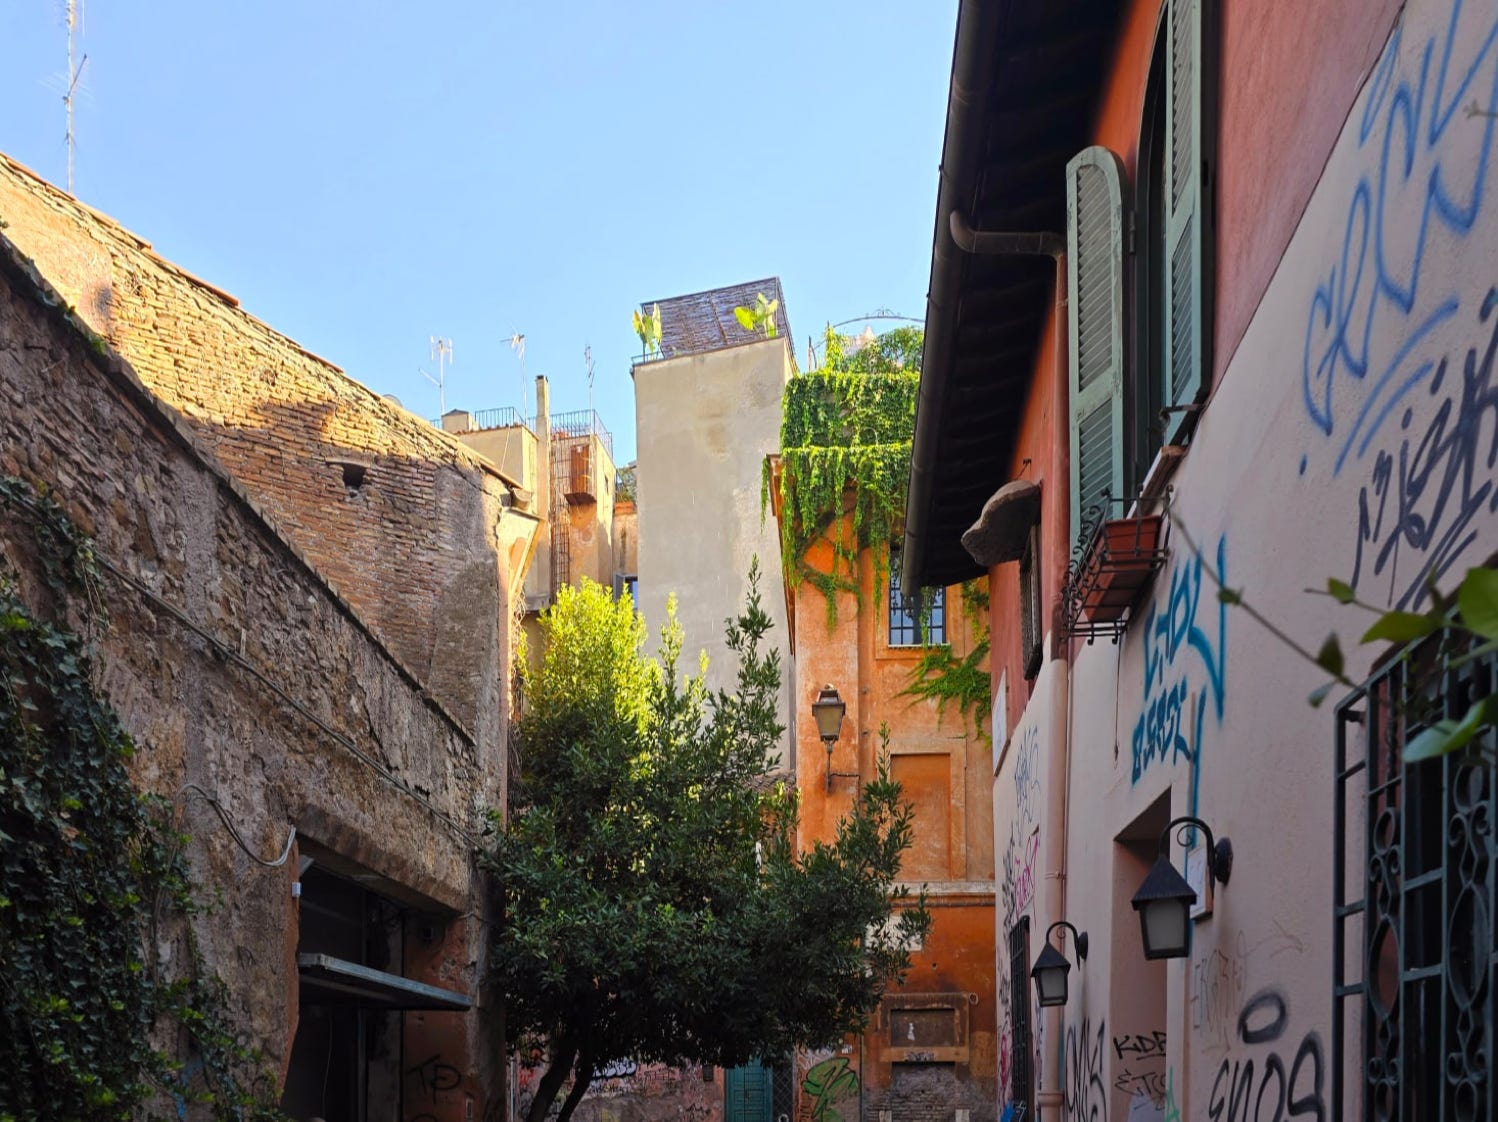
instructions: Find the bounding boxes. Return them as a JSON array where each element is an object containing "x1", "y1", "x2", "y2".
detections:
[
  {"x1": 999, "y1": 720, "x2": 1044, "y2": 1118},
  {"x1": 1130, "y1": 536, "x2": 1228, "y2": 802},
  {"x1": 1207, "y1": 990, "x2": 1326, "y2": 1122},
  {"x1": 1299, "y1": 0, "x2": 1498, "y2": 607},
  {"x1": 1112, "y1": 1030, "x2": 1168, "y2": 1108},
  {"x1": 1014, "y1": 723, "x2": 1041, "y2": 830},
  {"x1": 800, "y1": 1056, "x2": 858, "y2": 1122},
  {"x1": 1191, "y1": 924, "x2": 1305, "y2": 1057},
  {"x1": 1064, "y1": 1017, "x2": 1110, "y2": 1122}
]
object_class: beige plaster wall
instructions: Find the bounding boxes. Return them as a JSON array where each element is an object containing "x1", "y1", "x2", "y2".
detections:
[{"x1": 634, "y1": 337, "x2": 795, "y2": 768}]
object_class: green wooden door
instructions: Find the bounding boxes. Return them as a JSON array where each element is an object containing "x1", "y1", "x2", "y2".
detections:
[{"x1": 724, "y1": 1063, "x2": 773, "y2": 1122}]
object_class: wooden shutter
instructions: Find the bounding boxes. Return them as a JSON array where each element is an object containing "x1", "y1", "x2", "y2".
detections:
[
  {"x1": 1163, "y1": 0, "x2": 1212, "y2": 440},
  {"x1": 1067, "y1": 146, "x2": 1127, "y2": 541}
]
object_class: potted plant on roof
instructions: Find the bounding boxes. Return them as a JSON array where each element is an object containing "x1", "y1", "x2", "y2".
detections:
[
  {"x1": 632, "y1": 303, "x2": 662, "y2": 360},
  {"x1": 733, "y1": 292, "x2": 779, "y2": 339}
]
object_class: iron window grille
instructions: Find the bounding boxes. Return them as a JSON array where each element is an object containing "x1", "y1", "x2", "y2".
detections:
[
  {"x1": 1008, "y1": 917, "x2": 1033, "y2": 1120},
  {"x1": 1333, "y1": 633, "x2": 1496, "y2": 1120}
]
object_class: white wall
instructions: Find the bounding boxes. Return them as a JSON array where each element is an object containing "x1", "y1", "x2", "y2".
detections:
[{"x1": 633, "y1": 336, "x2": 795, "y2": 768}]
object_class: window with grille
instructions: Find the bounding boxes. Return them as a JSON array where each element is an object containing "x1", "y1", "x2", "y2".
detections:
[
  {"x1": 1333, "y1": 636, "x2": 1496, "y2": 1119},
  {"x1": 889, "y1": 557, "x2": 945, "y2": 647},
  {"x1": 1007, "y1": 918, "x2": 1033, "y2": 1119}
]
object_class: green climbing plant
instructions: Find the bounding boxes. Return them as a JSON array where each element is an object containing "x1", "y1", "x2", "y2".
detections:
[
  {"x1": 1171, "y1": 510, "x2": 1498, "y2": 764},
  {"x1": 765, "y1": 326, "x2": 921, "y2": 627},
  {"x1": 0, "y1": 477, "x2": 285, "y2": 1122},
  {"x1": 898, "y1": 579, "x2": 992, "y2": 739}
]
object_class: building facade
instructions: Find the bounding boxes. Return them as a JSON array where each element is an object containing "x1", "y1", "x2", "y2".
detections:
[
  {"x1": 771, "y1": 488, "x2": 998, "y2": 1122},
  {"x1": 903, "y1": 1, "x2": 1498, "y2": 1119},
  {"x1": 0, "y1": 152, "x2": 539, "y2": 1122},
  {"x1": 633, "y1": 279, "x2": 798, "y2": 772}
]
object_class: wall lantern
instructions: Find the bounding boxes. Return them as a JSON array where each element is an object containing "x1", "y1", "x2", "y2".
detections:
[
  {"x1": 1030, "y1": 921, "x2": 1088, "y2": 1007},
  {"x1": 1130, "y1": 815, "x2": 1233, "y2": 960},
  {"x1": 811, "y1": 685, "x2": 853, "y2": 791}
]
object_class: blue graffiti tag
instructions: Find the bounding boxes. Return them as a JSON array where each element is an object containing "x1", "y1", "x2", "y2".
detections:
[
  {"x1": 1131, "y1": 536, "x2": 1228, "y2": 800},
  {"x1": 1301, "y1": 0, "x2": 1498, "y2": 473},
  {"x1": 1298, "y1": 0, "x2": 1498, "y2": 607}
]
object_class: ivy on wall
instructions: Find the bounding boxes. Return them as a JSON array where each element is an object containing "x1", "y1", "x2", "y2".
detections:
[
  {"x1": 765, "y1": 327, "x2": 921, "y2": 626},
  {"x1": 765, "y1": 327, "x2": 992, "y2": 738},
  {"x1": 0, "y1": 478, "x2": 284, "y2": 1122},
  {"x1": 899, "y1": 579, "x2": 992, "y2": 740}
]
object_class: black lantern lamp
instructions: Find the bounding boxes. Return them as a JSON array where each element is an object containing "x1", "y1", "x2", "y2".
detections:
[
  {"x1": 1130, "y1": 815, "x2": 1233, "y2": 960},
  {"x1": 811, "y1": 685, "x2": 855, "y2": 791},
  {"x1": 1030, "y1": 921, "x2": 1088, "y2": 1007}
]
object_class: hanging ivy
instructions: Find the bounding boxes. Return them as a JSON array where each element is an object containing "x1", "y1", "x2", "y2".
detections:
[
  {"x1": 765, "y1": 327, "x2": 921, "y2": 626},
  {"x1": 899, "y1": 582, "x2": 992, "y2": 739},
  {"x1": 0, "y1": 478, "x2": 285, "y2": 1122}
]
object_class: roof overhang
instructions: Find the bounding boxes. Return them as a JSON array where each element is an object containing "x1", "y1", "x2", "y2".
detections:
[{"x1": 902, "y1": 0, "x2": 1124, "y2": 590}]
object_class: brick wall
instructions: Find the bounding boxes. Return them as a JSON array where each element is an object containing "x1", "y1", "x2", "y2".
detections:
[
  {"x1": 0, "y1": 154, "x2": 532, "y2": 773},
  {"x1": 0, "y1": 225, "x2": 507, "y2": 1113}
]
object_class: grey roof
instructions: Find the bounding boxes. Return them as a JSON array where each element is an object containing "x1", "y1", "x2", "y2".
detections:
[{"x1": 642, "y1": 277, "x2": 794, "y2": 360}]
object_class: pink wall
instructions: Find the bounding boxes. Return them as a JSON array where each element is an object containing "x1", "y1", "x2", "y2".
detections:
[{"x1": 1215, "y1": 0, "x2": 1405, "y2": 380}]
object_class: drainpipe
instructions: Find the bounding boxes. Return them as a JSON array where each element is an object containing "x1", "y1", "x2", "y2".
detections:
[
  {"x1": 943, "y1": 210, "x2": 1072, "y2": 1119},
  {"x1": 947, "y1": 212, "x2": 1064, "y2": 260},
  {"x1": 1038, "y1": 246, "x2": 1072, "y2": 1122}
]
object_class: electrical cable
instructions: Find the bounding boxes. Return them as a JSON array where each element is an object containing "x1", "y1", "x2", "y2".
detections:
[
  {"x1": 96, "y1": 555, "x2": 482, "y2": 847},
  {"x1": 177, "y1": 783, "x2": 297, "y2": 868},
  {"x1": 1, "y1": 482, "x2": 480, "y2": 847}
]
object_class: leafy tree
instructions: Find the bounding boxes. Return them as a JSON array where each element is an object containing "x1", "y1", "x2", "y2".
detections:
[{"x1": 486, "y1": 572, "x2": 928, "y2": 1122}]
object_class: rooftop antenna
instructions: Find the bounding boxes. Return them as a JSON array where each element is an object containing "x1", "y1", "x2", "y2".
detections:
[
  {"x1": 420, "y1": 335, "x2": 454, "y2": 415},
  {"x1": 64, "y1": 0, "x2": 89, "y2": 193},
  {"x1": 509, "y1": 331, "x2": 527, "y2": 415},
  {"x1": 584, "y1": 344, "x2": 595, "y2": 419}
]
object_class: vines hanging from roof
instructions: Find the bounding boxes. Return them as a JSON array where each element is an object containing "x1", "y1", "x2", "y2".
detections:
[
  {"x1": 765, "y1": 327, "x2": 921, "y2": 627},
  {"x1": 0, "y1": 477, "x2": 285, "y2": 1121},
  {"x1": 898, "y1": 580, "x2": 992, "y2": 741}
]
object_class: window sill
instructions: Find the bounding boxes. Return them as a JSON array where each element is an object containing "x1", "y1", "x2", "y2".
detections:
[{"x1": 1130, "y1": 444, "x2": 1185, "y2": 514}]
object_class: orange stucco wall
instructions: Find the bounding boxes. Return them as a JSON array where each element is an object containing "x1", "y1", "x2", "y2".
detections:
[{"x1": 785, "y1": 511, "x2": 996, "y2": 1115}]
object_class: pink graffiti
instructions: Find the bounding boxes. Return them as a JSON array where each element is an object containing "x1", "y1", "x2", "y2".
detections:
[{"x1": 1013, "y1": 830, "x2": 1040, "y2": 915}]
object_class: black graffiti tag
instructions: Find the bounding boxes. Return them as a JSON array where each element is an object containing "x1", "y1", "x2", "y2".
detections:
[{"x1": 1207, "y1": 990, "x2": 1325, "y2": 1122}]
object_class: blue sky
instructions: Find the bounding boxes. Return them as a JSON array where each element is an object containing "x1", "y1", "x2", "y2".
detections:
[{"x1": 1, "y1": 2, "x2": 957, "y2": 464}]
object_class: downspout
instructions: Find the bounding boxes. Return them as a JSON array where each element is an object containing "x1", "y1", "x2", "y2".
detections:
[
  {"x1": 1038, "y1": 250, "x2": 1071, "y2": 1122},
  {"x1": 947, "y1": 215, "x2": 1071, "y2": 1121}
]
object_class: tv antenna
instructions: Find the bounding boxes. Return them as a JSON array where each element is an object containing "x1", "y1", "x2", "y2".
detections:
[
  {"x1": 584, "y1": 344, "x2": 595, "y2": 416},
  {"x1": 420, "y1": 335, "x2": 454, "y2": 415},
  {"x1": 64, "y1": 0, "x2": 89, "y2": 193},
  {"x1": 509, "y1": 330, "x2": 527, "y2": 415}
]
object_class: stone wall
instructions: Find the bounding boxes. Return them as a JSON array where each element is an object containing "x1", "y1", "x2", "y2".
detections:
[
  {"x1": 0, "y1": 153, "x2": 528, "y2": 775},
  {"x1": 0, "y1": 224, "x2": 509, "y2": 1118}
]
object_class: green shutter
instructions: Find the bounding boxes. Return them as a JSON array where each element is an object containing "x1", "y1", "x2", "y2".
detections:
[
  {"x1": 1163, "y1": 0, "x2": 1210, "y2": 441},
  {"x1": 1067, "y1": 146, "x2": 1127, "y2": 541}
]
